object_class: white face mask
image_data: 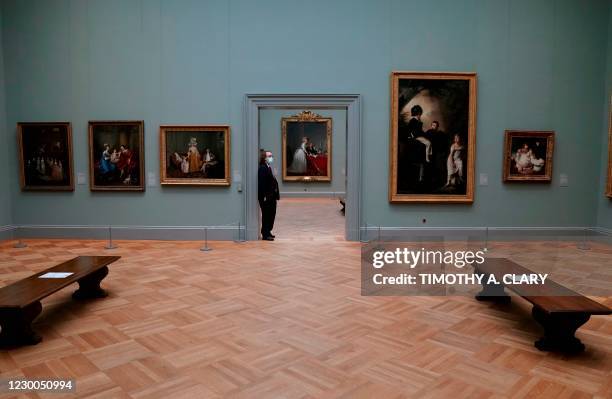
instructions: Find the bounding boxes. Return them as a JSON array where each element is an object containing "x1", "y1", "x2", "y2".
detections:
[{"x1": 266, "y1": 156, "x2": 274, "y2": 165}]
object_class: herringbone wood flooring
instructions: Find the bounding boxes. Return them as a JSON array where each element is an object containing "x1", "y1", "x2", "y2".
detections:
[{"x1": 0, "y1": 200, "x2": 610, "y2": 398}]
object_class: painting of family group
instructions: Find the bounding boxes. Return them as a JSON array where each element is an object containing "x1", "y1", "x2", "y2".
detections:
[
  {"x1": 17, "y1": 122, "x2": 74, "y2": 191},
  {"x1": 160, "y1": 126, "x2": 230, "y2": 186},
  {"x1": 282, "y1": 111, "x2": 332, "y2": 182},
  {"x1": 503, "y1": 131, "x2": 554, "y2": 182},
  {"x1": 390, "y1": 72, "x2": 476, "y2": 203},
  {"x1": 89, "y1": 121, "x2": 144, "y2": 191}
]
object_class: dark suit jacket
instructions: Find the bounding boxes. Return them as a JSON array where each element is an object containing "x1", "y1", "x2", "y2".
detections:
[{"x1": 258, "y1": 164, "x2": 279, "y2": 202}]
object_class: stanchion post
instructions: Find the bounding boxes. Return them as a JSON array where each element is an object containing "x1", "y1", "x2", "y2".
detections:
[
  {"x1": 577, "y1": 228, "x2": 590, "y2": 250},
  {"x1": 200, "y1": 227, "x2": 212, "y2": 252},
  {"x1": 105, "y1": 226, "x2": 117, "y2": 250},
  {"x1": 484, "y1": 226, "x2": 489, "y2": 252},
  {"x1": 234, "y1": 221, "x2": 246, "y2": 243},
  {"x1": 13, "y1": 226, "x2": 27, "y2": 248}
]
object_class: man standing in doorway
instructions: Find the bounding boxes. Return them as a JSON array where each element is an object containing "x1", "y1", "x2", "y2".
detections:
[{"x1": 258, "y1": 149, "x2": 279, "y2": 241}]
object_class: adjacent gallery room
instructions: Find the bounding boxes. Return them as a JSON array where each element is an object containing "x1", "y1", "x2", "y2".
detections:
[{"x1": 0, "y1": 0, "x2": 611, "y2": 398}]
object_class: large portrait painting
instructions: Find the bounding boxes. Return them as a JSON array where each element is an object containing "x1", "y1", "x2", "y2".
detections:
[
  {"x1": 503, "y1": 130, "x2": 554, "y2": 182},
  {"x1": 282, "y1": 111, "x2": 332, "y2": 182},
  {"x1": 17, "y1": 122, "x2": 74, "y2": 191},
  {"x1": 160, "y1": 125, "x2": 230, "y2": 186},
  {"x1": 390, "y1": 72, "x2": 477, "y2": 203},
  {"x1": 89, "y1": 121, "x2": 145, "y2": 191}
]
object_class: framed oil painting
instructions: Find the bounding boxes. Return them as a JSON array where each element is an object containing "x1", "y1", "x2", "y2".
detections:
[
  {"x1": 607, "y1": 97, "x2": 612, "y2": 198},
  {"x1": 160, "y1": 125, "x2": 230, "y2": 186},
  {"x1": 17, "y1": 122, "x2": 74, "y2": 191},
  {"x1": 390, "y1": 72, "x2": 477, "y2": 203},
  {"x1": 88, "y1": 121, "x2": 145, "y2": 191},
  {"x1": 282, "y1": 110, "x2": 332, "y2": 182},
  {"x1": 503, "y1": 130, "x2": 554, "y2": 182}
]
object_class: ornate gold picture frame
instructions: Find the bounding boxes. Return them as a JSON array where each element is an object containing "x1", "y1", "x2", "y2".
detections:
[
  {"x1": 17, "y1": 122, "x2": 74, "y2": 191},
  {"x1": 160, "y1": 125, "x2": 230, "y2": 186},
  {"x1": 281, "y1": 111, "x2": 332, "y2": 182},
  {"x1": 88, "y1": 120, "x2": 145, "y2": 191},
  {"x1": 390, "y1": 72, "x2": 477, "y2": 203},
  {"x1": 503, "y1": 130, "x2": 554, "y2": 182}
]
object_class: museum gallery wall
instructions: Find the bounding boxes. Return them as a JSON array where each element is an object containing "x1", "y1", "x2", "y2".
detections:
[{"x1": 1, "y1": 0, "x2": 611, "y2": 231}]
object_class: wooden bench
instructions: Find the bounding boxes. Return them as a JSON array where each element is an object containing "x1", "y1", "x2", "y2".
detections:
[
  {"x1": 474, "y1": 258, "x2": 611, "y2": 353},
  {"x1": 0, "y1": 256, "x2": 120, "y2": 347}
]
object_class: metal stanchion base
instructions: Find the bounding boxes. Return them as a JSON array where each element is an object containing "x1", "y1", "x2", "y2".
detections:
[
  {"x1": 200, "y1": 246, "x2": 212, "y2": 252},
  {"x1": 105, "y1": 243, "x2": 118, "y2": 250},
  {"x1": 13, "y1": 241, "x2": 27, "y2": 249},
  {"x1": 576, "y1": 243, "x2": 590, "y2": 251}
]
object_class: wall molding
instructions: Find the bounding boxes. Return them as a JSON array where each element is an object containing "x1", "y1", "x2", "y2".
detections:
[
  {"x1": 2, "y1": 225, "x2": 243, "y2": 241},
  {"x1": 279, "y1": 191, "x2": 346, "y2": 198},
  {"x1": 1, "y1": 224, "x2": 610, "y2": 243},
  {"x1": 359, "y1": 226, "x2": 612, "y2": 242}
]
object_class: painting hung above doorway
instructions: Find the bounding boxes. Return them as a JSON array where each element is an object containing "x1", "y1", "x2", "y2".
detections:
[
  {"x1": 17, "y1": 122, "x2": 74, "y2": 191},
  {"x1": 389, "y1": 72, "x2": 477, "y2": 203},
  {"x1": 89, "y1": 121, "x2": 145, "y2": 191},
  {"x1": 160, "y1": 125, "x2": 231, "y2": 186},
  {"x1": 282, "y1": 110, "x2": 332, "y2": 182},
  {"x1": 503, "y1": 130, "x2": 554, "y2": 182}
]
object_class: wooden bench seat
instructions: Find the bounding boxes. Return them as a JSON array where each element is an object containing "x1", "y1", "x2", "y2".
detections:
[
  {"x1": 474, "y1": 258, "x2": 611, "y2": 353},
  {"x1": 0, "y1": 256, "x2": 120, "y2": 347}
]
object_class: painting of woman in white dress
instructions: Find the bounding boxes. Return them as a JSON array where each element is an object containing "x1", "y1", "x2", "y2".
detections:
[
  {"x1": 160, "y1": 125, "x2": 231, "y2": 186},
  {"x1": 503, "y1": 130, "x2": 554, "y2": 182},
  {"x1": 282, "y1": 111, "x2": 332, "y2": 182},
  {"x1": 390, "y1": 72, "x2": 477, "y2": 203}
]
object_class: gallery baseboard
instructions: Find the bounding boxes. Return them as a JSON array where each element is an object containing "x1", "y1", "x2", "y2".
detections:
[
  {"x1": 0, "y1": 225, "x2": 13, "y2": 241},
  {"x1": 0, "y1": 224, "x2": 610, "y2": 243},
  {"x1": 3, "y1": 224, "x2": 243, "y2": 241},
  {"x1": 359, "y1": 226, "x2": 612, "y2": 242},
  {"x1": 279, "y1": 191, "x2": 346, "y2": 198}
]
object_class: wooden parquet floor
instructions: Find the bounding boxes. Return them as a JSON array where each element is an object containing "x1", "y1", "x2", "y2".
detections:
[{"x1": 0, "y1": 201, "x2": 610, "y2": 398}]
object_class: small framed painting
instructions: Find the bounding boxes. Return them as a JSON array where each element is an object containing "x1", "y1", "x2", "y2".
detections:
[
  {"x1": 17, "y1": 122, "x2": 74, "y2": 191},
  {"x1": 503, "y1": 130, "x2": 554, "y2": 182},
  {"x1": 390, "y1": 72, "x2": 477, "y2": 203},
  {"x1": 160, "y1": 125, "x2": 231, "y2": 186},
  {"x1": 88, "y1": 121, "x2": 145, "y2": 191},
  {"x1": 282, "y1": 110, "x2": 332, "y2": 182}
]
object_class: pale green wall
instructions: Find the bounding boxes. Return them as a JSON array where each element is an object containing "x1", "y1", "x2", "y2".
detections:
[
  {"x1": 1, "y1": 0, "x2": 611, "y2": 229},
  {"x1": 259, "y1": 108, "x2": 346, "y2": 195},
  {"x1": 0, "y1": 4, "x2": 10, "y2": 228},
  {"x1": 597, "y1": 2, "x2": 612, "y2": 230}
]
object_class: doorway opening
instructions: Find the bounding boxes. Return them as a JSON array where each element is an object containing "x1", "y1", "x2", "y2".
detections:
[{"x1": 244, "y1": 95, "x2": 362, "y2": 241}]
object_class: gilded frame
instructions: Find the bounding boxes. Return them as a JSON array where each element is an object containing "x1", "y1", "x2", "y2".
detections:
[
  {"x1": 502, "y1": 130, "x2": 554, "y2": 182},
  {"x1": 88, "y1": 120, "x2": 145, "y2": 191},
  {"x1": 281, "y1": 110, "x2": 332, "y2": 182},
  {"x1": 159, "y1": 125, "x2": 231, "y2": 186},
  {"x1": 389, "y1": 71, "x2": 477, "y2": 203},
  {"x1": 17, "y1": 122, "x2": 74, "y2": 191}
]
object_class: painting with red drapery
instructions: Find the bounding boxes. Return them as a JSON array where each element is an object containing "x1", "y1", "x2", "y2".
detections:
[{"x1": 282, "y1": 111, "x2": 332, "y2": 182}]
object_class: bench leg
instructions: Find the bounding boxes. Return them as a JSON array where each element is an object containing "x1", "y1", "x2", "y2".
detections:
[
  {"x1": 0, "y1": 301, "x2": 43, "y2": 347},
  {"x1": 532, "y1": 306, "x2": 589, "y2": 353},
  {"x1": 475, "y1": 273, "x2": 511, "y2": 304},
  {"x1": 73, "y1": 266, "x2": 109, "y2": 300}
]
